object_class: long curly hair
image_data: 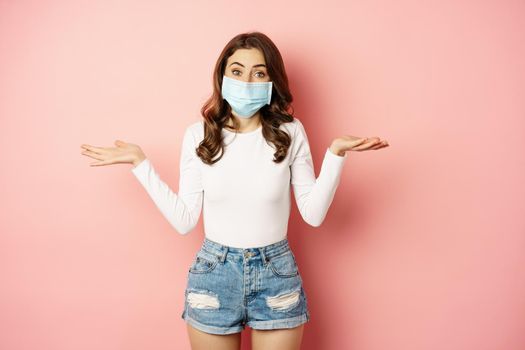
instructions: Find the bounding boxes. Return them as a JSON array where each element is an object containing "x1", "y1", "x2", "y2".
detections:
[{"x1": 196, "y1": 31, "x2": 295, "y2": 165}]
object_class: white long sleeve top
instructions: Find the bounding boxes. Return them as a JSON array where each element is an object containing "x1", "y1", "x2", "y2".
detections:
[{"x1": 131, "y1": 117, "x2": 347, "y2": 248}]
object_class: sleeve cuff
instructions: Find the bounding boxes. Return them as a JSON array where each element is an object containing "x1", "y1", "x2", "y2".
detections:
[
  {"x1": 320, "y1": 147, "x2": 347, "y2": 177},
  {"x1": 131, "y1": 158, "x2": 150, "y2": 176},
  {"x1": 325, "y1": 147, "x2": 347, "y2": 162}
]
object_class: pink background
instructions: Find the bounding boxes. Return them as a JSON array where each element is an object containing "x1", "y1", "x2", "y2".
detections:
[{"x1": 1, "y1": 0, "x2": 524, "y2": 349}]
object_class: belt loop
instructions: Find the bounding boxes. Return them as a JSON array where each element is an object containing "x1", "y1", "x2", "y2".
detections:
[
  {"x1": 220, "y1": 246, "x2": 228, "y2": 263},
  {"x1": 258, "y1": 247, "x2": 269, "y2": 266}
]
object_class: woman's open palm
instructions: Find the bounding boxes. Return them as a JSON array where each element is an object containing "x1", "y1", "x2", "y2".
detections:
[
  {"x1": 80, "y1": 140, "x2": 145, "y2": 167},
  {"x1": 331, "y1": 135, "x2": 389, "y2": 156}
]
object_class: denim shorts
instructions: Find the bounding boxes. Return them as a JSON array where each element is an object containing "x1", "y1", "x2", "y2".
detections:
[{"x1": 180, "y1": 237, "x2": 310, "y2": 335}]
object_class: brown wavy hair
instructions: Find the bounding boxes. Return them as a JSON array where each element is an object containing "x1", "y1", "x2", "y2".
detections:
[{"x1": 196, "y1": 31, "x2": 295, "y2": 165}]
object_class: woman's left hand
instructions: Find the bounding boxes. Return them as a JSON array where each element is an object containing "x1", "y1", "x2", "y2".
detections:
[{"x1": 329, "y1": 135, "x2": 389, "y2": 156}]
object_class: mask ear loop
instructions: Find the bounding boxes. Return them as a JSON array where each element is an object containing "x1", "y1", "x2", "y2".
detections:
[{"x1": 266, "y1": 81, "x2": 273, "y2": 104}]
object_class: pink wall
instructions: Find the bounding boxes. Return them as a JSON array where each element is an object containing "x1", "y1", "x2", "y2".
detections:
[{"x1": 1, "y1": 0, "x2": 524, "y2": 349}]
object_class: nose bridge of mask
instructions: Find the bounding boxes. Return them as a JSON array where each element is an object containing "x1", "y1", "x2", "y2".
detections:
[{"x1": 223, "y1": 76, "x2": 272, "y2": 103}]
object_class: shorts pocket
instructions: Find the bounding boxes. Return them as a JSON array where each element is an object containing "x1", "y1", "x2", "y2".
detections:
[
  {"x1": 189, "y1": 249, "x2": 219, "y2": 274},
  {"x1": 268, "y1": 251, "x2": 299, "y2": 278}
]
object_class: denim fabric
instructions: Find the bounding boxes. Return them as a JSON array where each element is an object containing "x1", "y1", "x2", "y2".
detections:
[{"x1": 181, "y1": 237, "x2": 310, "y2": 335}]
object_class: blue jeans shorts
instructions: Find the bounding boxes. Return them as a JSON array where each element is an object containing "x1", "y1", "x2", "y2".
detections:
[{"x1": 180, "y1": 237, "x2": 310, "y2": 335}]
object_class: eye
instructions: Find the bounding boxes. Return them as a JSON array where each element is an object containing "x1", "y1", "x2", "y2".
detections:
[
  {"x1": 232, "y1": 69, "x2": 241, "y2": 76},
  {"x1": 255, "y1": 71, "x2": 266, "y2": 78}
]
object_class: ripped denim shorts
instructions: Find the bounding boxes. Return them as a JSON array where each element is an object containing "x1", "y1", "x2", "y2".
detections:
[{"x1": 180, "y1": 237, "x2": 310, "y2": 335}]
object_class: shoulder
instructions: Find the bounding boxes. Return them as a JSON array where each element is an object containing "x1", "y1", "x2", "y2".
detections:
[
  {"x1": 280, "y1": 118, "x2": 309, "y2": 160},
  {"x1": 186, "y1": 119, "x2": 204, "y2": 135},
  {"x1": 183, "y1": 120, "x2": 205, "y2": 145},
  {"x1": 279, "y1": 117, "x2": 304, "y2": 136}
]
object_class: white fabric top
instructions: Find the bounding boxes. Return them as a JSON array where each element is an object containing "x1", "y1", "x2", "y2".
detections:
[{"x1": 131, "y1": 117, "x2": 347, "y2": 248}]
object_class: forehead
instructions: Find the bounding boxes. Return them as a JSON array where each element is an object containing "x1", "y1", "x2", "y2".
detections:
[{"x1": 226, "y1": 48, "x2": 266, "y2": 66}]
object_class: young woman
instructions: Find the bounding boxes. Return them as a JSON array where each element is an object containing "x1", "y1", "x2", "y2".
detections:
[{"x1": 80, "y1": 31, "x2": 388, "y2": 350}]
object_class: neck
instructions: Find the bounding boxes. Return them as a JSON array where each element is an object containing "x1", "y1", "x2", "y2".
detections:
[{"x1": 225, "y1": 113, "x2": 261, "y2": 133}]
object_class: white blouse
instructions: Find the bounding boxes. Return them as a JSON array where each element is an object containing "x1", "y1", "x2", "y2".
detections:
[{"x1": 131, "y1": 117, "x2": 347, "y2": 248}]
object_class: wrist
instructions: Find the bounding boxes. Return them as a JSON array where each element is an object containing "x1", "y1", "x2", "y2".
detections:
[
  {"x1": 329, "y1": 145, "x2": 346, "y2": 157},
  {"x1": 133, "y1": 155, "x2": 146, "y2": 167}
]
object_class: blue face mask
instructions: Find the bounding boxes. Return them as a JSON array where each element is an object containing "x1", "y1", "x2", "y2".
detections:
[{"x1": 221, "y1": 75, "x2": 273, "y2": 118}]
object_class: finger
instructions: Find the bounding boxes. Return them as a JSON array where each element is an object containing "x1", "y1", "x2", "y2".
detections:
[
  {"x1": 370, "y1": 141, "x2": 389, "y2": 150},
  {"x1": 345, "y1": 138, "x2": 368, "y2": 149},
  {"x1": 352, "y1": 139, "x2": 382, "y2": 151},
  {"x1": 90, "y1": 160, "x2": 112, "y2": 166},
  {"x1": 370, "y1": 143, "x2": 387, "y2": 150},
  {"x1": 81, "y1": 150, "x2": 105, "y2": 160},
  {"x1": 80, "y1": 144, "x2": 107, "y2": 154},
  {"x1": 355, "y1": 137, "x2": 380, "y2": 145}
]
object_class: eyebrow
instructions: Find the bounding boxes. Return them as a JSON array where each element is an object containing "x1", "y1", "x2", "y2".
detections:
[{"x1": 229, "y1": 61, "x2": 267, "y2": 69}]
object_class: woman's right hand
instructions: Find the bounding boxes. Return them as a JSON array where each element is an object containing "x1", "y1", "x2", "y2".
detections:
[{"x1": 80, "y1": 140, "x2": 146, "y2": 167}]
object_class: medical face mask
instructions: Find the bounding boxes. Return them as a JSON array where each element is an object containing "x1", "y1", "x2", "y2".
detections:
[{"x1": 221, "y1": 75, "x2": 273, "y2": 118}]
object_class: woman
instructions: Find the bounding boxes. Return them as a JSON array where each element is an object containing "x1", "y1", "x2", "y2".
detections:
[{"x1": 80, "y1": 31, "x2": 388, "y2": 350}]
